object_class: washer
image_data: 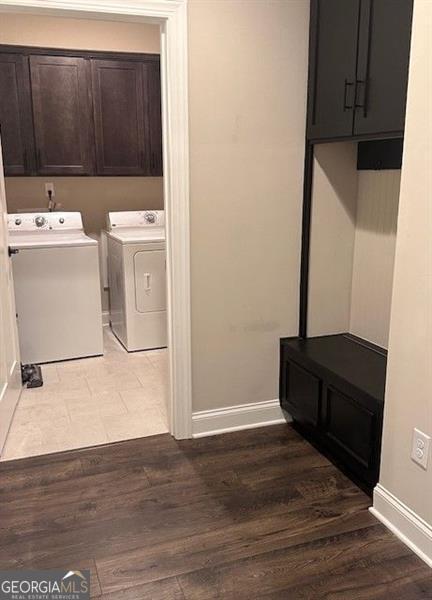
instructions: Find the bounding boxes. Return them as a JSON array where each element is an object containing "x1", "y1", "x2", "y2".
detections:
[
  {"x1": 8, "y1": 212, "x2": 104, "y2": 364},
  {"x1": 107, "y1": 210, "x2": 166, "y2": 351}
]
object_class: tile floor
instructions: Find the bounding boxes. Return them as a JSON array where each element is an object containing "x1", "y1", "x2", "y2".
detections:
[{"x1": 1, "y1": 328, "x2": 169, "y2": 461}]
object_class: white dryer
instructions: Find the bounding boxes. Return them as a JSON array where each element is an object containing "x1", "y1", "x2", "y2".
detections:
[
  {"x1": 107, "y1": 210, "x2": 167, "y2": 351},
  {"x1": 8, "y1": 212, "x2": 104, "y2": 364}
]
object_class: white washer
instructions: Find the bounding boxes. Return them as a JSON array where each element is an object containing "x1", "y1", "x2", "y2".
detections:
[
  {"x1": 8, "y1": 212, "x2": 104, "y2": 364},
  {"x1": 107, "y1": 210, "x2": 167, "y2": 351}
]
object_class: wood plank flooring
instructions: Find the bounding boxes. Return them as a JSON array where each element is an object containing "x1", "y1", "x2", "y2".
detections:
[{"x1": 0, "y1": 424, "x2": 431, "y2": 599}]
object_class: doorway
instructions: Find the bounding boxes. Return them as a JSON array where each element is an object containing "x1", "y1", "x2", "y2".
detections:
[{"x1": 0, "y1": 0, "x2": 192, "y2": 460}]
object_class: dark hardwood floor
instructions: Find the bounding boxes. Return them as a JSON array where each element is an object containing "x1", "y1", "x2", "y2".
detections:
[{"x1": 0, "y1": 424, "x2": 431, "y2": 599}]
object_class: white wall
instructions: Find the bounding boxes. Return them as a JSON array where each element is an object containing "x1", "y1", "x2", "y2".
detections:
[
  {"x1": 374, "y1": 0, "x2": 432, "y2": 544},
  {"x1": 0, "y1": 13, "x2": 160, "y2": 52},
  {"x1": 350, "y1": 170, "x2": 401, "y2": 348},
  {"x1": 1, "y1": 3, "x2": 310, "y2": 415},
  {"x1": 188, "y1": 0, "x2": 309, "y2": 411},
  {"x1": 307, "y1": 142, "x2": 401, "y2": 349},
  {"x1": 307, "y1": 143, "x2": 358, "y2": 337},
  {"x1": 5, "y1": 177, "x2": 164, "y2": 236}
]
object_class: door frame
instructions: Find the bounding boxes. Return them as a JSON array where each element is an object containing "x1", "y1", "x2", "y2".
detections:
[
  {"x1": 0, "y1": 0, "x2": 192, "y2": 439},
  {"x1": 0, "y1": 138, "x2": 22, "y2": 453}
]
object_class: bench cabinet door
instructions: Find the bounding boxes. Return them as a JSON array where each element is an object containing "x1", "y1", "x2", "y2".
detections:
[{"x1": 281, "y1": 360, "x2": 321, "y2": 427}]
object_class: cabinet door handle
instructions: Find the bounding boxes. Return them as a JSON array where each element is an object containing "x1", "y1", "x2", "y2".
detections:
[
  {"x1": 355, "y1": 79, "x2": 369, "y2": 117},
  {"x1": 343, "y1": 79, "x2": 354, "y2": 111},
  {"x1": 144, "y1": 273, "x2": 151, "y2": 292}
]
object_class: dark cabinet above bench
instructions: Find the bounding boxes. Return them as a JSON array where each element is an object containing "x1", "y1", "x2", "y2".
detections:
[
  {"x1": 0, "y1": 45, "x2": 163, "y2": 177},
  {"x1": 307, "y1": 0, "x2": 413, "y2": 142}
]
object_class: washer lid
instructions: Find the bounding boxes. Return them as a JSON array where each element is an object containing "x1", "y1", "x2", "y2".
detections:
[
  {"x1": 107, "y1": 227, "x2": 165, "y2": 245},
  {"x1": 8, "y1": 231, "x2": 98, "y2": 249}
]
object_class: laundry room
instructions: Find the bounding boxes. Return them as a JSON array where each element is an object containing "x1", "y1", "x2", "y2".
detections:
[{"x1": 0, "y1": 12, "x2": 170, "y2": 459}]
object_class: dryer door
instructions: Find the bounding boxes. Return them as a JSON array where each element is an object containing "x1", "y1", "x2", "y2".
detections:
[{"x1": 134, "y1": 249, "x2": 166, "y2": 313}]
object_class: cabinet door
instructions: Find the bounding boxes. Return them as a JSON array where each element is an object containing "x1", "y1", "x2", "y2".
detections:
[
  {"x1": 322, "y1": 386, "x2": 381, "y2": 487},
  {"x1": 354, "y1": 0, "x2": 413, "y2": 136},
  {"x1": 0, "y1": 54, "x2": 35, "y2": 175},
  {"x1": 30, "y1": 55, "x2": 93, "y2": 175},
  {"x1": 143, "y1": 60, "x2": 163, "y2": 177},
  {"x1": 91, "y1": 59, "x2": 147, "y2": 175},
  {"x1": 324, "y1": 387, "x2": 376, "y2": 469},
  {"x1": 307, "y1": 0, "x2": 360, "y2": 140},
  {"x1": 281, "y1": 360, "x2": 321, "y2": 427}
]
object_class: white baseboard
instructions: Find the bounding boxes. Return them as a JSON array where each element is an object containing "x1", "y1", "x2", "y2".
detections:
[
  {"x1": 370, "y1": 483, "x2": 432, "y2": 568},
  {"x1": 102, "y1": 311, "x2": 110, "y2": 327},
  {"x1": 192, "y1": 399, "x2": 290, "y2": 438}
]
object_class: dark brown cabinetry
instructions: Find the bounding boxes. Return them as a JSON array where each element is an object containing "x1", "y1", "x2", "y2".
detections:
[
  {"x1": 289, "y1": 1, "x2": 414, "y2": 495},
  {"x1": 307, "y1": 0, "x2": 413, "y2": 141},
  {"x1": 0, "y1": 46, "x2": 162, "y2": 177},
  {"x1": 91, "y1": 59, "x2": 147, "y2": 176},
  {"x1": 354, "y1": 0, "x2": 413, "y2": 136},
  {"x1": 0, "y1": 53, "x2": 35, "y2": 175},
  {"x1": 30, "y1": 55, "x2": 93, "y2": 175},
  {"x1": 281, "y1": 361, "x2": 321, "y2": 428},
  {"x1": 144, "y1": 61, "x2": 163, "y2": 177},
  {"x1": 280, "y1": 335, "x2": 386, "y2": 493},
  {"x1": 307, "y1": 0, "x2": 360, "y2": 140}
]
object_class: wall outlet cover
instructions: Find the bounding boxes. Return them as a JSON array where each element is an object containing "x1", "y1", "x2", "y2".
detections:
[{"x1": 411, "y1": 428, "x2": 431, "y2": 470}]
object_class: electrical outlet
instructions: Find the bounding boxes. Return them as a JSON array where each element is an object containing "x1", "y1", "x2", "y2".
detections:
[
  {"x1": 44, "y1": 182, "x2": 55, "y2": 198},
  {"x1": 411, "y1": 428, "x2": 430, "y2": 469}
]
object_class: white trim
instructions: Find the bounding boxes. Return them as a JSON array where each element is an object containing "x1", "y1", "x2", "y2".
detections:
[
  {"x1": 160, "y1": 2, "x2": 192, "y2": 439},
  {"x1": 0, "y1": 0, "x2": 184, "y2": 20},
  {"x1": 370, "y1": 483, "x2": 432, "y2": 568},
  {"x1": 192, "y1": 400, "x2": 290, "y2": 438},
  {"x1": 0, "y1": 360, "x2": 22, "y2": 454},
  {"x1": 0, "y1": 0, "x2": 192, "y2": 439}
]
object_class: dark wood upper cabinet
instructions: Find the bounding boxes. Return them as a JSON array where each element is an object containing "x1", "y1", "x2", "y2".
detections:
[
  {"x1": 307, "y1": 0, "x2": 413, "y2": 142},
  {"x1": 354, "y1": 0, "x2": 413, "y2": 136},
  {"x1": 0, "y1": 54, "x2": 35, "y2": 175},
  {"x1": 307, "y1": 0, "x2": 360, "y2": 140},
  {"x1": 30, "y1": 55, "x2": 94, "y2": 175},
  {"x1": 144, "y1": 61, "x2": 163, "y2": 177},
  {"x1": 0, "y1": 46, "x2": 162, "y2": 177},
  {"x1": 91, "y1": 59, "x2": 148, "y2": 176}
]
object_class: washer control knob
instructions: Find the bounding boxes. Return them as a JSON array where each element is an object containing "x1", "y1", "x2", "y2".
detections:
[
  {"x1": 14, "y1": 218, "x2": 22, "y2": 226},
  {"x1": 59, "y1": 217, "x2": 65, "y2": 224},
  {"x1": 145, "y1": 212, "x2": 156, "y2": 224},
  {"x1": 35, "y1": 215, "x2": 46, "y2": 228}
]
